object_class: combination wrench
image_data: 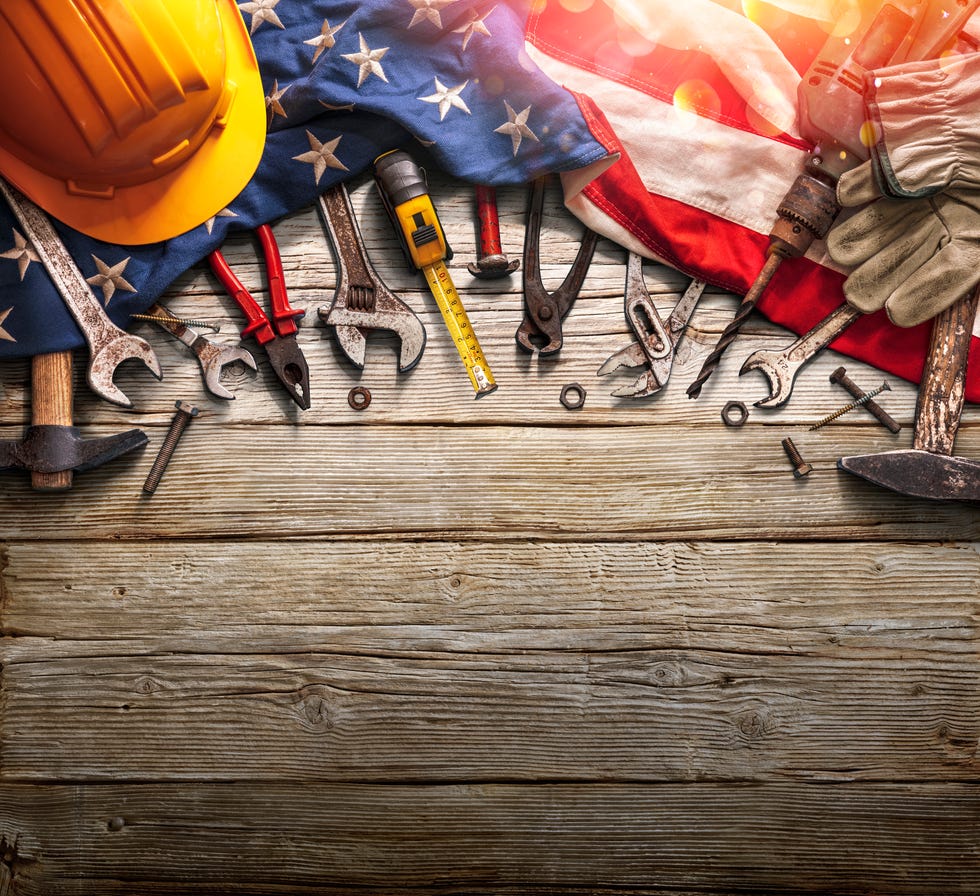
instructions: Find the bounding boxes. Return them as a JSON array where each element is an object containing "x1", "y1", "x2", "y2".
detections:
[
  {"x1": 0, "y1": 177, "x2": 161, "y2": 407},
  {"x1": 143, "y1": 303, "x2": 257, "y2": 400},
  {"x1": 738, "y1": 303, "x2": 861, "y2": 408}
]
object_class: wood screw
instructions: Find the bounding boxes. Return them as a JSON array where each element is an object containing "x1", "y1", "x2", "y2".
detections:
[
  {"x1": 781, "y1": 437, "x2": 812, "y2": 478},
  {"x1": 829, "y1": 366, "x2": 901, "y2": 433},
  {"x1": 142, "y1": 401, "x2": 199, "y2": 495},
  {"x1": 809, "y1": 381, "x2": 890, "y2": 431}
]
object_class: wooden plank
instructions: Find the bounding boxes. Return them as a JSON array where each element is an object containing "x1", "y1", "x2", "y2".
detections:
[
  {"x1": 2, "y1": 540, "x2": 976, "y2": 783},
  {"x1": 1, "y1": 783, "x2": 978, "y2": 895},
  {"x1": 0, "y1": 423, "x2": 976, "y2": 540}
]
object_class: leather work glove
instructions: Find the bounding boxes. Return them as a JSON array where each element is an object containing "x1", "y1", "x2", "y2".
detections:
[
  {"x1": 826, "y1": 161, "x2": 980, "y2": 327},
  {"x1": 863, "y1": 51, "x2": 980, "y2": 198}
]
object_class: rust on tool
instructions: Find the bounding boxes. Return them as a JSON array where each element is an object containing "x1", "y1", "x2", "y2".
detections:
[
  {"x1": 838, "y1": 287, "x2": 980, "y2": 502},
  {"x1": 516, "y1": 175, "x2": 598, "y2": 356},
  {"x1": 468, "y1": 185, "x2": 519, "y2": 279},
  {"x1": 0, "y1": 351, "x2": 148, "y2": 491},
  {"x1": 316, "y1": 182, "x2": 426, "y2": 372}
]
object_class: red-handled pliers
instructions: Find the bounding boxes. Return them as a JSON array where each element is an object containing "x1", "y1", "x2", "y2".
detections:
[{"x1": 208, "y1": 224, "x2": 311, "y2": 410}]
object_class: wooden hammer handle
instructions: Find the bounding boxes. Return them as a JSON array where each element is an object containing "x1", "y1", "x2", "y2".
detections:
[
  {"x1": 914, "y1": 286, "x2": 980, "y2": 456},
  {"x1": 31, "y1": 350, "x2": 73, "y2": 490}
]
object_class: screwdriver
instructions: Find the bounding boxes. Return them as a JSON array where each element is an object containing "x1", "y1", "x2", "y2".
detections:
[
  {"x1": 686, "y1": 0, "x2": 980, "y2": 399},
  {"x1": 374, "y1": 150, "x2": 497, "y2": 397}
]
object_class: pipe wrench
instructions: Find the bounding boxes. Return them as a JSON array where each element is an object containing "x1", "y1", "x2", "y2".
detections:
[{"x1": 597, "y1": 253, "x2": 706, "y2": 398}]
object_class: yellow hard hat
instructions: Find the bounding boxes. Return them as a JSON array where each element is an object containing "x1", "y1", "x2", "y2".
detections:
[{"x1": 0, "y1": 0, "x2": 267, "y2": 245}]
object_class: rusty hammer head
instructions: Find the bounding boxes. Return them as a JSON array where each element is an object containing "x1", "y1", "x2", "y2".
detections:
[{"x1": 0, "y1": 351, "x2": 147, "y2": 490}]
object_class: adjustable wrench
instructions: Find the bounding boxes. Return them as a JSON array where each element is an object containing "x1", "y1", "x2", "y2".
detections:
[
  {"x1": 316, "y1": 182, "x2": 426, "y2": 372},
  {"x1": 143, "y1": 303, "x2": 257, "y2": 400},
  {"x1": 739, "y1": 303, "x2": 861, "y2": 407},
  {"x1": 0, "y1": 178, "x2": 161, "y2": 407}
]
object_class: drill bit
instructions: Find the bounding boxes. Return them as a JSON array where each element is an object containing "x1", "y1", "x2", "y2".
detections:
[
  {"x1": 686, "y1": 172, "x2": 839, "y2": 400},
  {"x1": 686, "y1": 253, "x2": 783, "y2": 399}
]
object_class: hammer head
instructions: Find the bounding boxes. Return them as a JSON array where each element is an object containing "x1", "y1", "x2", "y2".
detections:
[
  {"x1": 0, "y1": 425, "x2": 148, "y2": 490},
  {"x1": 838, "y1": 449, "x2": 980, "y2": 503}
]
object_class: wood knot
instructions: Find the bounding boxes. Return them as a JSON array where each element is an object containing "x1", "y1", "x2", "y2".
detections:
[
  {"x1": 291, "y1": 685, "x2": 337, "y2": 734},
  {"x1": 735, "y1": 708, "x2": 777, "y2": 742}
]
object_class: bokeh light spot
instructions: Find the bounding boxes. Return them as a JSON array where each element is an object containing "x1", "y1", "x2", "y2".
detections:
[
  {"x1": 859, "y1": 119, "x2": 880, "y2": 148},
  {"x1": 673, "y1": 80, "x2": 722, "y2": 118},
  {"x1": 558, "y1": 0, "x2": 594, "y2": 10}
]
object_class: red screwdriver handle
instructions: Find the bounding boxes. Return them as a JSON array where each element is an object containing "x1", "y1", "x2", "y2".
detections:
[
  {"x1": 256, "y1": 223, "x2": 305, "y2": 337},
  {"x1": 208, "y1": 248, "x2": 276, "y2": 345}
]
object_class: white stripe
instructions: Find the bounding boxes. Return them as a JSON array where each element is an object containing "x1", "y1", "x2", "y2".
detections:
[{"x1": 530, "y1": 47, "x2": 841, "y2": 269}]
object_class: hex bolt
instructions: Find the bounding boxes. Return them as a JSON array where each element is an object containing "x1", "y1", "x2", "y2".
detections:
[
  {"x1": 829, "y1": 366, "x2": 901, "y2": 433},
  {"x1": 142, "y1": 400, "x2": 199, "y2": 495},
  {"x1": 781, "y1": 437, "x2": 812, "y2": 478}
]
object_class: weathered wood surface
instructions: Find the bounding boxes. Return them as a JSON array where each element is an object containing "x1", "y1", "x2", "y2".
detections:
[{"x1": 0, "y1": 172, "x2": 977, "y2": 894}]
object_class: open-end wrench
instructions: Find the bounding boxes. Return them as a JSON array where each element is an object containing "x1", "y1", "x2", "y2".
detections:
[
  {"x1": 739, "y1": 303, "x2": 861, "y2": 408},
  {"x1": 316, "y1": 182, "x2": 426, "y2": 372},
  {"x1": 143, "y1": 303, "x2": 257, "y2": 400},
  {"x1": 0, "y1": 178, "x2": 161, "y2": 407}
]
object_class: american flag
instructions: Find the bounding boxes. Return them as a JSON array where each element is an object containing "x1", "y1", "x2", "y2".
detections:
[{"x1": 0, "y1": 0, "x2": 977, "y2": 402}]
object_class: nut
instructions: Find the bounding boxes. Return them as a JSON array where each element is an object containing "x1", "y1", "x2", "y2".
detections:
[
  {"x1": 560, "y1": 383, "x2": 586, "y2": 410},
  {"x1": 721, "y1": 400, "x2": 748, "y2": 427},
  {"x1": 348, "y1": 387, "x2": 371, "y2": 410}
]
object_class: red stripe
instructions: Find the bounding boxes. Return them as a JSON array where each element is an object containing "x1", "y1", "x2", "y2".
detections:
[{"x1": 572, "y1": 92, "x2": 980, "y2": 401}]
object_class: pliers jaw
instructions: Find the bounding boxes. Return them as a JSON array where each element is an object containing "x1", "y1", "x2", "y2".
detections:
[{"x1": 264, "y1": 336, "x2": 311, "y2": 410}]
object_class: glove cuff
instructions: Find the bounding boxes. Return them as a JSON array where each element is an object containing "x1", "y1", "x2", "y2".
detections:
[{"x1": 864, "y1": 52, "x2": 980, "y2": 197}]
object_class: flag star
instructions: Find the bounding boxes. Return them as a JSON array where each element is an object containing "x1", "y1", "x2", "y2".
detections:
[
  {"x1": 495, "y1": 101, "x2": 539, "y2": 156},
  {"x1": 0, "y1": 307, "x2": 15, "y2": 343},
  {"x1": 266, "y1": 80, "x2": 289, "y2": 121},
  {"x1": 305, "y1": 19, "x2": 346, "y2": 63},
  {"x1": 419, "y1": 78, "x2": 470, "y2": 120},
  {"x1": 86, "y1": 255, "x2": 136, "y2": 306},
  {"x1": 341, "y1": 33, "x2": 389, "y2": 88},
  {"x1": 407, "y1": 0, "x2": 457, "y2": 30},
  {"x1": 292, "y1": 131, "x2": 349, "y2": 183},
  {"x1": 453, "y1": 6, "x2": 495, "y2": 50},
  {"x1": 204, "y1": 208, "x2": 238, "y2": 235},
  {"x1": 0, "y1": 229, "x2": 40, "y2": 280},
  {"x1": 238, "y1": 0, "x2": 284, "y2": 34}
]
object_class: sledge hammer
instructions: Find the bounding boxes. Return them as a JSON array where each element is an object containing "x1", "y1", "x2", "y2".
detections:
[
  {"x1": 0, "y1": 350, "x2": 148, "y2": 490},
  {"x1": 838, "y1": 287, "x2": 980, "y2": 502}
]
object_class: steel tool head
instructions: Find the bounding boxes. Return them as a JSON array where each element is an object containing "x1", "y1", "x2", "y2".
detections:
[
  {"x1": 0, "y1": 424, "x2": 148, "y2": 480},
  {"x1": 197, "y1": 341, "x2": 257, "y2": 400},
  {"x1": 739, "y1": 349, "x2": 796, "y2": 408},
  {"x1": 87, "y1": 333, "x2": 163, "y2": 408},
  {"x1": 264, "y1": 335, "x2": 311, "y2": 410},
  {"x1": 838, "y1": 449, "x2": 980, "y2": 503},
  {"x1": 320, "y1": 304, "x2": 427, "y2": 373}
]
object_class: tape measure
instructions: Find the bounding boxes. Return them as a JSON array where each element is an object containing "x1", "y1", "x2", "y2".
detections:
[{"x1": 374, "y1": 150, "x2": 497, "y2": 397}]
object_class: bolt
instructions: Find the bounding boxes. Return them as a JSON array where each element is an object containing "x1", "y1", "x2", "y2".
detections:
[
  {"x1": 142, "y1": 400, "x2": 199, "y2": 495},
  {"x1": 829, "y1": 366, "x2": 901, "y2": 433},
  {"x1": 781, "y1": 437, "x2": 812, "y2": 478},
  {"x1": 809, "y1": 381, "x2": 891, "y2": 431}
]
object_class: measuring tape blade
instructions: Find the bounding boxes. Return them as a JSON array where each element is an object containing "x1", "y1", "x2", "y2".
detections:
[{"x1": 422, "y1": 260, "x2": 496, "y2": 397}]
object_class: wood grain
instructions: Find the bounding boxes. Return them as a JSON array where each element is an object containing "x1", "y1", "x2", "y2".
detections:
[{"x1": 0, "y1": 172, "x2": 978, "y2": 895}]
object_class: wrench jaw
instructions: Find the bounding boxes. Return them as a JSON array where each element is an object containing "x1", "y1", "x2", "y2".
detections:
[
  {"x1": 201, "y1": 346, "x2": 257, "y2": 401},
  {"x1": 86, "y1": 336, "x2": 163, "y2": 408},
  {"x1": 321, "y1": 307, "x2": 427, "y2": 374},
  {"x1": 738, "y1": 350, "x2": 794, "y2": 409}
]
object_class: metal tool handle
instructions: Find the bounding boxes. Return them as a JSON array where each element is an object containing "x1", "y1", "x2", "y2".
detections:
[
  {"x1": 31, "y1": 351, "x2": 74, "y2": 490},
  {"x1": 318, "y1": 184, "x2": 380, "y2": 311}
]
